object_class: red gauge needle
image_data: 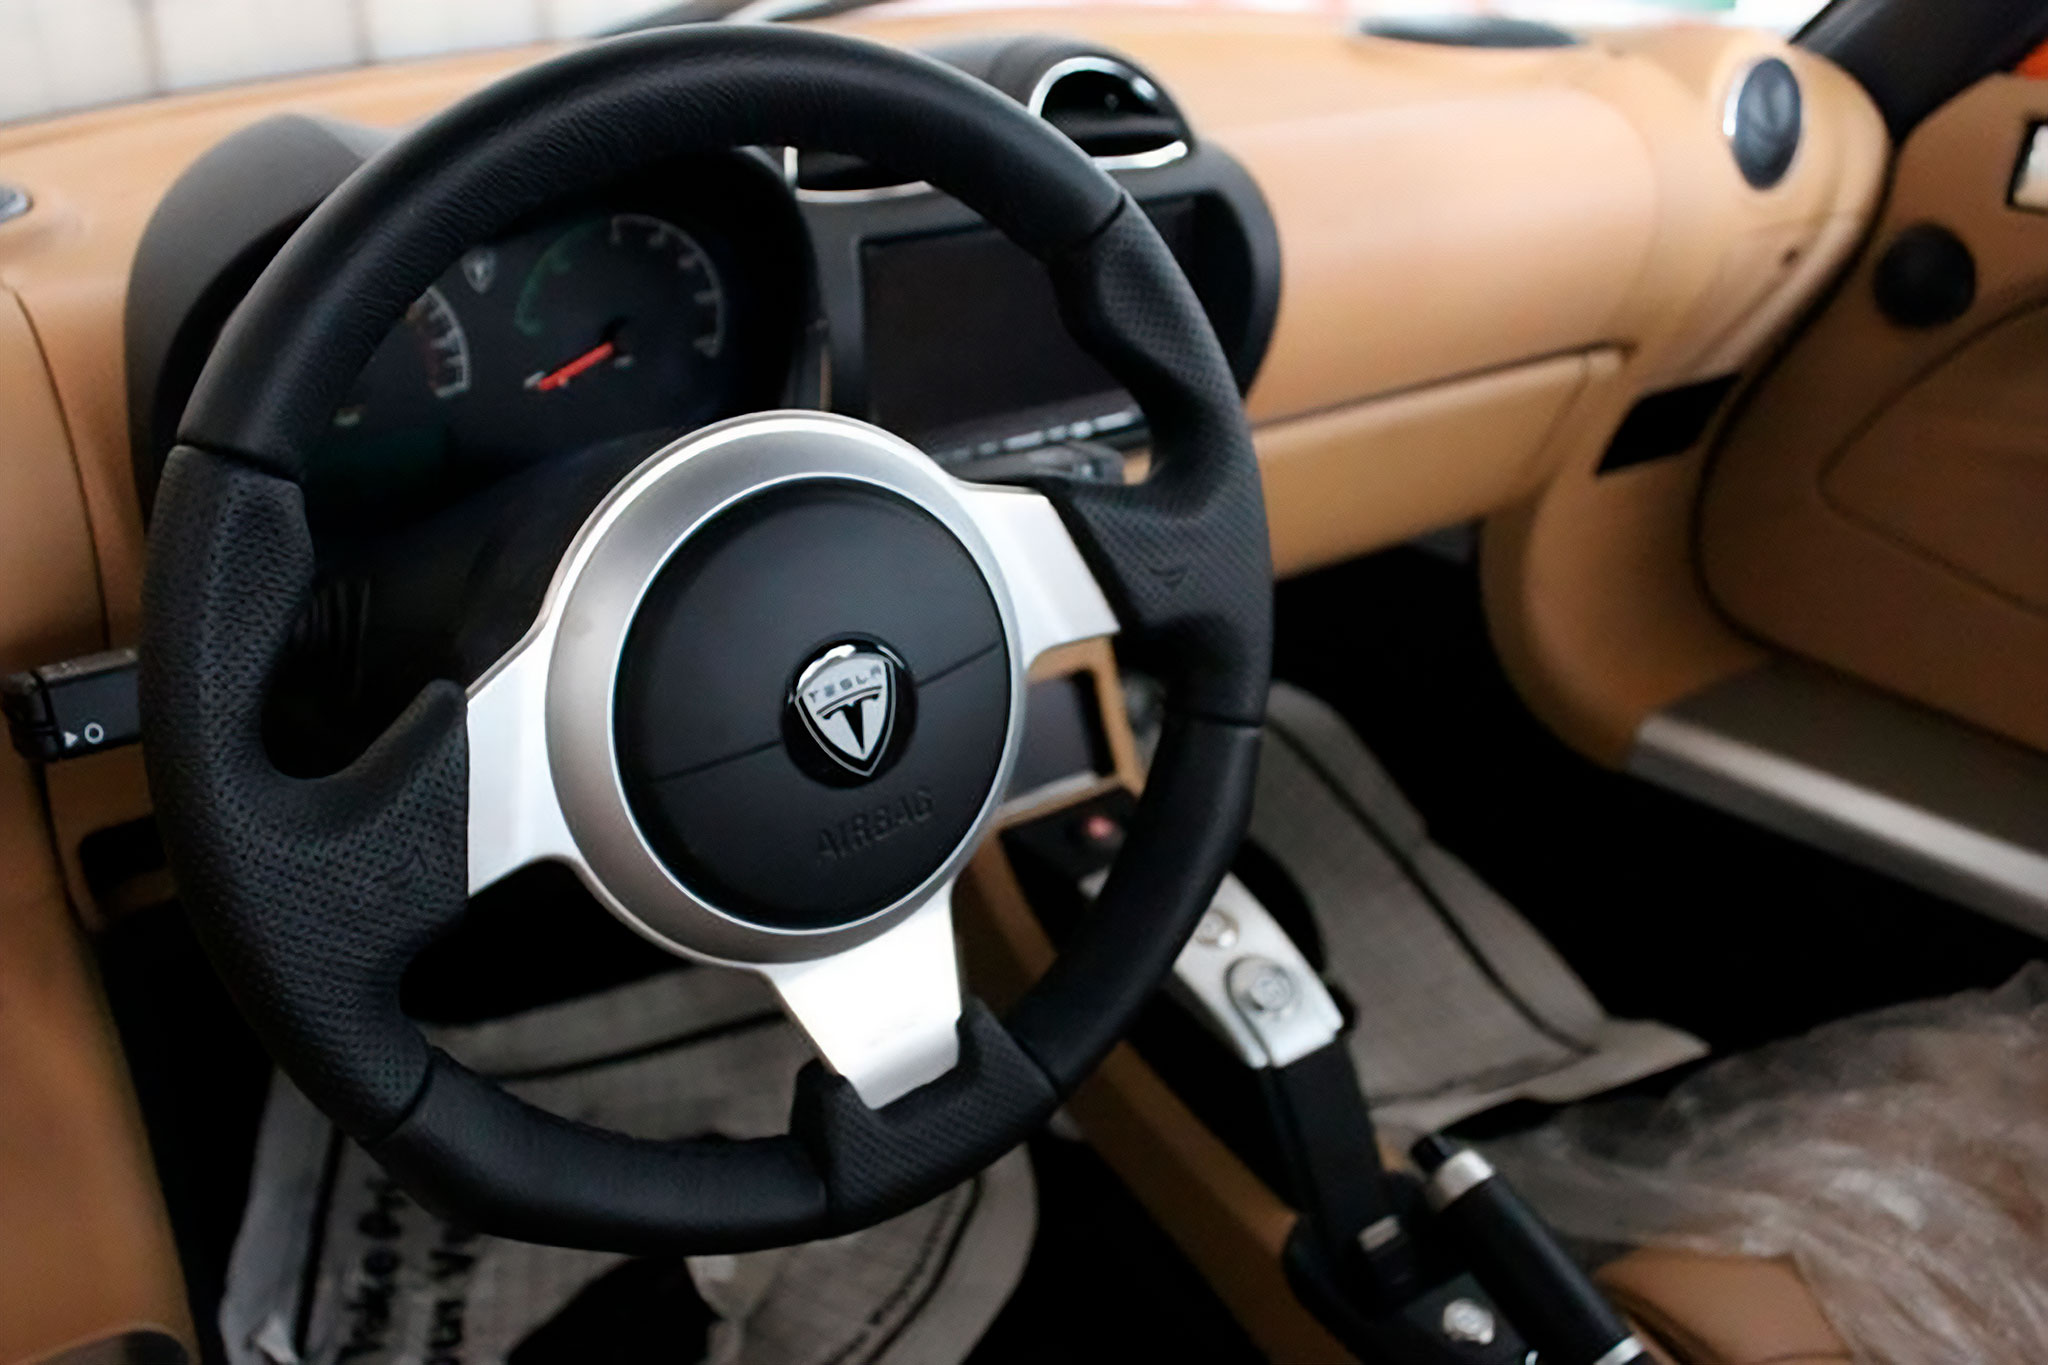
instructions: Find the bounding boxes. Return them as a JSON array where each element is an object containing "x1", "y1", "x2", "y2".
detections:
[{"x1": 525, "y1": 339, "x2": 617, "y2": 392}]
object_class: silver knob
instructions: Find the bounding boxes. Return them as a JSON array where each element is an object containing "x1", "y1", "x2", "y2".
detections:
[
  {"x1": 1228, "y1": 956, "x2": 1299, "y2": 1019},
  {"x1": 1440, "y1": 1297, "x2": 1497, "y2": 1347},
  {"x1": 1193, "y1": 908, "x2": 1239, "y2": 949}
]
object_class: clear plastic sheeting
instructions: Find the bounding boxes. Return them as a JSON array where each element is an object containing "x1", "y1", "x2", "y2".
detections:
[{"x1": 1484, "y1": 964, "x2": 2048, "y2": 1364}]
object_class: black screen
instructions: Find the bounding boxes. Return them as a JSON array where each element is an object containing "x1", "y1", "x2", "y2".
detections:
[{"x1": 861, "y1": 198, "x2": 1198, "y2": 452}]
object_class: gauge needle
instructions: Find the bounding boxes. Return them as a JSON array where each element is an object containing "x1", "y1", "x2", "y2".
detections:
[{"x1": 525, "y1": 338, "x2": 617, "y2": 392}]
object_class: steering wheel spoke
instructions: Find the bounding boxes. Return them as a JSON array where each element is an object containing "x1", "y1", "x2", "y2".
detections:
[
  {"x1": 954, "y1": 481, "x2": 1119, "y2": 666},
  {"x1": 762, "y1": 885, "x2": 963, "y2": 1108},
  {"x1": 465, "y1": 632, "x2": 576, "y2": 896}
]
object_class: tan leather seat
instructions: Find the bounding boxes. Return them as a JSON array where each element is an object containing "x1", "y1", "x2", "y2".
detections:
[{"x1": 1595, "y1": 1248, "x2": 1851, "y2": 1365}]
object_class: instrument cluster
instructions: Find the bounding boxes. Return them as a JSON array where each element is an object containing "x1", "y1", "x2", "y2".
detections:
[{"x1": 306, "y1": 155, "x2": 807, "y2": 529}]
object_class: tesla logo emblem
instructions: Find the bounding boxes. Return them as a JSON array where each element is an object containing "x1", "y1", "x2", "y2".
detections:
[
  {"x1": 460, "y1": 247, "x2": 497, "y2": 294},
  {"x1": 788, "y1": 642, "x2": 906, "y2": 781}
]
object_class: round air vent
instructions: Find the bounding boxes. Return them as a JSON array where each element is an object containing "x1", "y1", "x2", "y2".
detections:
[
  {"x1": 1027, "y1": 56, "x2": 1190, "y2": 170},
  {"x1": 789, "y1": 50, "x2": 1192, "y2": 199},
  {"x1": 1725, "y1": 56, "x2": 1802, "y2": 190}
]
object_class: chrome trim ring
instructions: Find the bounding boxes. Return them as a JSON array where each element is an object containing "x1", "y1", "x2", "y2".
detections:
[
  {"x1": 469, "y1": 411, "x2": 1064, "y2": 965},
  {"x1": 782, "y1": 144, "x2": 938, "y2": 204},
  {"x1": 1025, "y1": 55, "x2": 1192, "y2": 173},
  {"x1": 1592, "y1": 1337, "x2": 1649, "y2": 1365},
  {"x1": 1720, "y1": 56, "x2": 1756, "y2": 141},
  {"x1": 1423, "y1": 1148, "x2": 1497, "y2": 1211},
  {"x1": 1720, "y1": 54, "x2": 1801, "y2": 184},
  {"x1": 785, "y1": 52, "x2": 1190, "y2": 202}
]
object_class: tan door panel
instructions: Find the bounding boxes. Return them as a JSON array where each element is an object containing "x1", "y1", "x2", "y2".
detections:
[
  {"x1": 1824, "y1": 303, "x2": 2048, "y2": 614},
  {"x1": 1702, "y1": 74, "x2": 2048, "y2": 754}
]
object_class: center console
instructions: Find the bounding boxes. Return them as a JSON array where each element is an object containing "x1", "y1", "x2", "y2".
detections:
[{"x1": 973, "y1": 648, "x2": 1649, "y2": 1365}]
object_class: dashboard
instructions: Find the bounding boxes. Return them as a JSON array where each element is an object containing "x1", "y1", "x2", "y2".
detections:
[
  {"x1": 3, "y1": 9, "x2": 1888, "y2": 765},
  {"x1": 125, "y1": 42, "x2": 1277, "y2": 536},
  {"x1": 0, "y1": 15, "x2": 1907, "y2": 1361}
]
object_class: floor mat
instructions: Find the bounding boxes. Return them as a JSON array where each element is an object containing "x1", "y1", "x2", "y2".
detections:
[
  {"x1": 219, "y1": 969, "x2": 1035, "y2": 1365},
  {"x1": 1254, "y1": 683, "x2": 1707, "y2": 1140}
]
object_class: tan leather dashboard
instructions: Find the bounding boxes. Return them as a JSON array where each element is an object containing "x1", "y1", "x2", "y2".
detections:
[
  {"x1": 0, "y1": 12, "x2": 1883, "y2": 668},
  {"x1": 0, "y1": 14, "x2": 1890, "y2": 1359}
]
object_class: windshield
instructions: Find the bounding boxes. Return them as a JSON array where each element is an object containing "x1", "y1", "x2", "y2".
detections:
[{"x1": 1, "y1": 0, "x2": 1831, "y2": 125}]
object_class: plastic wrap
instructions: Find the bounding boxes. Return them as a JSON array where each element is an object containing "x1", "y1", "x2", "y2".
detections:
[{"x1": 1483, "y1": 964, "x2": 2048, "y2": 1364}]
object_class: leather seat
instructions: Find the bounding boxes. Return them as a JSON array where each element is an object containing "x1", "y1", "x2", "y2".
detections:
[{"x1": 1596, "y1": 1248, "x2": 1850, "y2": 1365}]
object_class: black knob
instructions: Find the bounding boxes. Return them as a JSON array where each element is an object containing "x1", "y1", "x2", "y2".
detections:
[{"x1": 1873, "y1": 224, "x2": 1976, "y2": 328}]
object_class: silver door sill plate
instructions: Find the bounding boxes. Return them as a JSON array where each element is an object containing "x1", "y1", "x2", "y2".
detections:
[{"x1": 1630, "y1": 662, "x2": 2048, "y2": 939}]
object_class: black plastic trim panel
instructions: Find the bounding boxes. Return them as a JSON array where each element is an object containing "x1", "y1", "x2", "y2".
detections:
[
  {"x1": 1597, "y1": 374, "x2": 1740, "y2": 473},
  {"x1": 1800, "y1": 0, "x2": 2048, "y2": 141},
  {"x1": 800, "y1": 140, "x2": 1280, "y2": 433},
  {"x1": 125, "y1": 115, "x2": 388, "y2": 518},
  {"x1": 1361, "y1": 15, "x2": 1578, "y2": 48}
]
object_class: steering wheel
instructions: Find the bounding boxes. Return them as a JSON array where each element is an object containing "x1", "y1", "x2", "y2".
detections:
[{"x1": 141, "y1": 25, "x2": 1271, "y2": 1253}]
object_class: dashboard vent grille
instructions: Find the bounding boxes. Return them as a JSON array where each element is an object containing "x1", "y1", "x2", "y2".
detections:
[
  {"x1": 1029, "y1": 58, "x2": 1190, "y2": 169},
  {"x1": 790, "y1": 53, "x2": 1190, "y2": 200},
  {"x1": 786, "y1": 147, "x2": 922, "y2": 197}
]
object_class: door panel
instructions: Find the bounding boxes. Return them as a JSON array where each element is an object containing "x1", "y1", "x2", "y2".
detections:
[
  {"x1": 1702, "y1": 74, "x2": 2048, "y2": 754},
  {"x1": 1824, "y1": 303, "x2": 2048, "y2": 615}
]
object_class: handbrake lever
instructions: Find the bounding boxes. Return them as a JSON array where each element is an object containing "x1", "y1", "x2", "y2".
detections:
[
  {"x1": 1414, "y1": 1134, "x2": 1648, "y2": 1365},
  {"x1": 1154, "y1": 873, "x2": 1420, "y2": 1305}
]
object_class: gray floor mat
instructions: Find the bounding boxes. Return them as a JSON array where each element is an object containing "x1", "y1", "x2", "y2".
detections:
[
  {"x1": 1255, "y1": 683, "x2": 1706, "y2": 1140},
  {"x1": 219, "y1": 969, "x2": 1034, "y2": 1365}
]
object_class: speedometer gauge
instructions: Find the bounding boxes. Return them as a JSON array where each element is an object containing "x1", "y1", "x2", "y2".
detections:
[
  {"x1": 513, "y1": 213, "x2": 727, "y2": 404},
  {"x1": 304, "y1": 152, "x2": 807, "y2": 534}
]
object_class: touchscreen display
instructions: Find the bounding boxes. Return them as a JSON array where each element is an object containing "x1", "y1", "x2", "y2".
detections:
[{"x1": 861, "y1": 197, "x2": 1198, "y2": 450}]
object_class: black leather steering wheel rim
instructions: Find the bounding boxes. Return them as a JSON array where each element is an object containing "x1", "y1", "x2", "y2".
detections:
[{"x1": 142, "y1": 25, "x2": 1272, "y2": 1252}]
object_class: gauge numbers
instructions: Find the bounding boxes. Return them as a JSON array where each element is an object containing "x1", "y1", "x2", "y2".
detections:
[
  {"x1": 407, "y1": 286, "x2": 471, "y2": 399},
  {"x1": 515, "y1": 213, "x2": 726, "y2": 382}
]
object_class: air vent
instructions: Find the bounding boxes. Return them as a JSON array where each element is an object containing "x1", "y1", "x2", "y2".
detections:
[
  {"x1": 784, "y1": 147, "x2": 924, "y2": 199},
  {"x1": 1028, "y1": 57, "x2": 1190, "y2": 170},
  {"x1": 788, "y1": 52, "x2": 1190, "y2": 200},
  {"x1": 1725, "y1": 56, "x2": 1802, "y2": 190}
]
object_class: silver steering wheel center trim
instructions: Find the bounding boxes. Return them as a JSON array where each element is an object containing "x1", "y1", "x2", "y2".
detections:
[{"x1": 463, "y1": 410, "x2": 1117, "y2": 1105}]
